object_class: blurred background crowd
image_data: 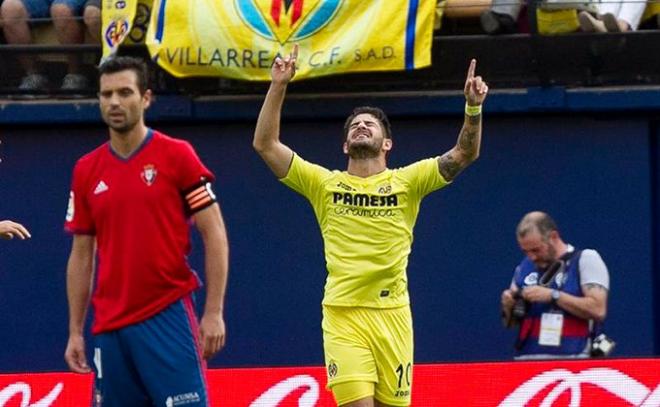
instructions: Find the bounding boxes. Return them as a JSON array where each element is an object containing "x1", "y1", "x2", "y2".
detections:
[{"x1": 0, "y1": 0, "x2": 658, "y2": 98}]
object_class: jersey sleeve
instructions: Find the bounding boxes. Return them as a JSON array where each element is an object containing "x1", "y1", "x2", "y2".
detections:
[
  {"x1": 579, "y1": 249, "x2": 610, "y2": 290},
  {"x1": 279, "y1": 153, "x2": 331, "y2": 201},
  {"x1": 64, "y1": 161, "x2": 95, "y2": 235},
  {"x1": 397, "y1": 158, "x2": 449, "y2": 199},
  {"x1": 175, "y1": 141, "x2": 217, "y2": 215},
  {"x1": 175, "y1": 141, "x2": 215, "y2": 190}
]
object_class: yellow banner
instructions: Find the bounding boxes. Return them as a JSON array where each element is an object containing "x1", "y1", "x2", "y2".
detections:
[
  {"x1": 101, "y1": 0, "x2": 139, "y2": 59},
  {"x1": 145, "y1": 0, "x2": 435, "y2": 81}
]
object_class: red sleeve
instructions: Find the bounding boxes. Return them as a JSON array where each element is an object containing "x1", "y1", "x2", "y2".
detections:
[
  {"x1": 175, "y1": 141, "x2": 215, "y2": 191},
  {"x1": 64, "y1": 161, "x2": 95, "y2": 235}
]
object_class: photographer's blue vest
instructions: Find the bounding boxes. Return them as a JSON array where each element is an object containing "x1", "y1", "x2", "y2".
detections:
[{"x1": 513, "y1": 249, "x2": 591, "y2": 357}]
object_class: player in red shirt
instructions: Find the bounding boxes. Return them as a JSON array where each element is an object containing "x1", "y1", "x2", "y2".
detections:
[{"x1": 63, "y1": 56, "x2": 229, "y2": 406}]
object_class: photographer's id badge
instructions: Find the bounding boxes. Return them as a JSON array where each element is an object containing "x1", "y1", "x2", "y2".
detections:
[{"x1": 539, "y1": 312, "x2": 563, "y2": 346}]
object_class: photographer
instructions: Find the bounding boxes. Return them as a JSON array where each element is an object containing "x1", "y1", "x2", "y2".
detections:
[{"x1": 501, "y1": 211, "x2": 612, "y2": 360}]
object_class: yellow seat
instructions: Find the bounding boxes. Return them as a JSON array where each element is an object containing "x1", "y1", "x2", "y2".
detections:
[
  {"x1": 641, "y1": 1, "x2": 660, "y2": 22},
  {"x1": 536, "y1": 8, "x2": 580, "y2": 35}
]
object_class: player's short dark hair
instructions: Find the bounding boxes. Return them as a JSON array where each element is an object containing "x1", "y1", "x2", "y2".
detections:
[
  {"x1": 98, "y1": 56, "x2": 149, "y2": 94},
  {"x1": 343, "y1": 106, "x2": 392, "y2": 140}
]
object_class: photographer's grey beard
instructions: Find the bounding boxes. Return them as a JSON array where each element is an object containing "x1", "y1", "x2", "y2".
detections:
[{"x1": 541, "y1": 244, "x2": 558, "y2": 269}]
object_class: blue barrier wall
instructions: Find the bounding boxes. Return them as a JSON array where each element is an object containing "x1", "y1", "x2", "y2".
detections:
[{"x1": 0, "y1": 110, "x2": 655, "y2": 372}]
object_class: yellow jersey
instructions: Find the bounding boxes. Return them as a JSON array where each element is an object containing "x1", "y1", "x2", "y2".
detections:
[{"x1": 281, "y1": 154, "x2": 449, "y2": 308}]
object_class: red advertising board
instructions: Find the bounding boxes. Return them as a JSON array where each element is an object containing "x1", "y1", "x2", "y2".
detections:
[
  {"x1": 0, "y1": 373, "x2": 93, "y2": 406},
  {"x1": 412, "y1": 359, "x2": 660, "y2": 406},
  {"x1": 1, "y1": 358, "x2": 658, "y2": 406}
]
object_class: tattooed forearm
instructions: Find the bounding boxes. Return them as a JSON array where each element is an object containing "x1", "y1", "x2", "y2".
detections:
[
  {"x1": 457, "y1": 115, "x2": 481, "y2": 158},
  {"x1": 438, "y1": 113, "x2": 482, "y2": 181},
  {"x1": 458, "y1": 127, "x2": 478, "y2": 152},
  {"x1": 438, "y1": 151, "x2": 462, "y2": 181},
  {"x1": 467, "y1": 114, "x2": 481, "y2": 126}
]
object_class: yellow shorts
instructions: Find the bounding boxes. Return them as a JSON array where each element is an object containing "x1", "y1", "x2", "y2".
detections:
[{"x1": 322, "y1": 305, "x2": 413, "y2": 406}]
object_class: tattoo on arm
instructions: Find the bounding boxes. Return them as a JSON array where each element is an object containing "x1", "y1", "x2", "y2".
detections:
[
  {"x1": 458, "y1": 115, "x2": 481, "y2": 155},
  {"x1": 438, "y1": 151, "x2": 462, "y2": 181},
  {"x1": 458, "y1": 127, "x2": 478, "y2": 152},
  {"x1": 467, "y1": 114, "x2": 481, "y2": 125},
  {"x1": 439, "y1": 115, "x2": 482, "y2": 181}
]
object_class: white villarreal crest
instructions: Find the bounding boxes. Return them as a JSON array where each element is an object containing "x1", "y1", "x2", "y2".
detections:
[{"x1": 141, "y1": 164, "x2": 157, "y2": 186}]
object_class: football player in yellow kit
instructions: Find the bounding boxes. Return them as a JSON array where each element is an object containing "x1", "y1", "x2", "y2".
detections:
[{"x1": 253, "y1": 44, "x2": 488, "y2": 407}]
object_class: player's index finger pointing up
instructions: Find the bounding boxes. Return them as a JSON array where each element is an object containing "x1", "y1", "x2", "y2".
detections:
[
  {"x1": 467, "y1": 59, "x2": 476, "y2": 80},
  {"x1": 291, "y1": 44, "x2": 299, "y2": 61}
]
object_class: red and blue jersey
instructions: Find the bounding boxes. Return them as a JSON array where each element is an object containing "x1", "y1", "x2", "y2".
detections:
[
  {"x1": 513, "y1": 250, "x2": 591, "y2": 358},
  {"x1": 65, "y1": 129, "x2": 215, "y2": 334}
]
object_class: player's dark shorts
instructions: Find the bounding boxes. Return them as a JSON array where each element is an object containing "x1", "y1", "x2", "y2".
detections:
[{"x1": 92, "y1": 295, "x2": 209, "y2": 407}]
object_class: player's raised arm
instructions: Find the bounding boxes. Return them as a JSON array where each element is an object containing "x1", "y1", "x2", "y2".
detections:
[
  {"x1": 437, "y1": 58, "x2": 488, "y2": 182},
  {"x1": 253, "y1": 44, "x2": 299, "y2": 179}
]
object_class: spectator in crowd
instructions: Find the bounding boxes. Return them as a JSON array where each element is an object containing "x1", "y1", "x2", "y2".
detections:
[
  {"x1": 1, "y1": 0, "x2": 94, "y2": 94},
  {"x1": 578, "y1": 2, "x2": 647, "y2": 32},
  {"x1": 481, "y1": 0, "x2": 648, "y2": 34},
  {"x1": 501, "y1": 211, "x2": 610, "y2": 360},
  {"x1": 83, "y1": 0, "x2": 99, "y2": 42},
  {"x1": 64, "y1": 56, "x2": 229, "y2": 406},
  {"x1": 480, "y1": 1, "x2": 520, "y2": 34},
  {"x1": 0, "y1": 220, "x2": 30, "y2": 240}
]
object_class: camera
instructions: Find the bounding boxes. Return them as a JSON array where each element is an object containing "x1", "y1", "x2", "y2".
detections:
[
  {"x1": 510, "y1": 291, "x2": 529, "y2": 323},
  {"x1": 591, "y1": 333, "x2": 616, "y2": 357},
  {"x1": 509, "y1": 258, "x2": 565, "y2": 324}
]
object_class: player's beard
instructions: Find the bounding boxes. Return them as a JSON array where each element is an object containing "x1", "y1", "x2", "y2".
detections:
[
  {"x1": 346, "y1": 138, "x2": 382, "y2": 159},
  {"x1": 109, "y1": 122, "x2": 137, "y2": 134},
  {"x1": 103, "y1": 112, "x2": 139, "y2": 134}
]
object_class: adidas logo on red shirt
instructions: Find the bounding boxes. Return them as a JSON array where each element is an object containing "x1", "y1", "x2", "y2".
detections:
[{"x1": 94, "y1": 181, "x2": 109, "y2": 195}]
